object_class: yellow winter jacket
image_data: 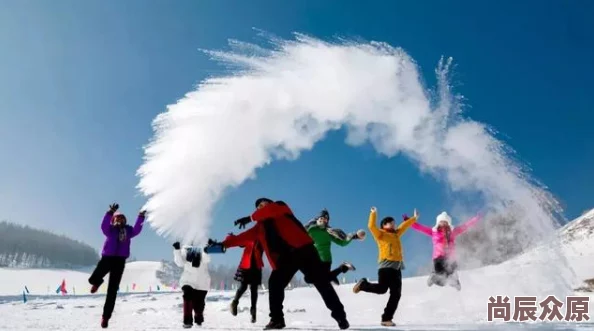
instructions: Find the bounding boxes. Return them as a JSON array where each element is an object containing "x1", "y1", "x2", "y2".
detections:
[{"x1": 368, "y1": 209, "x2": 417, "y2": 263}]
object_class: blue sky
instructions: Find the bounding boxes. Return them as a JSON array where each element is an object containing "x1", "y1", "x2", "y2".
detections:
[{"x1": 1, "y1": 0, "x2": 593, "y2": 278}]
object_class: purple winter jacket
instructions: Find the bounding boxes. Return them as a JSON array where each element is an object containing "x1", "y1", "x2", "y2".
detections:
[{"x1": 100, "y1": 211, "x2": 145, "y2": 258}]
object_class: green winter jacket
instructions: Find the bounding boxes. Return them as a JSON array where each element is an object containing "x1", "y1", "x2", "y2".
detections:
[{"x1": 306, "y1": 223, "x2": 353, "y2": 263}]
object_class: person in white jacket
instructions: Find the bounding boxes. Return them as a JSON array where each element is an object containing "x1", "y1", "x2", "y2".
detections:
[{"x1": 173, "y1": 242, "x2": 211, "y2": 328}]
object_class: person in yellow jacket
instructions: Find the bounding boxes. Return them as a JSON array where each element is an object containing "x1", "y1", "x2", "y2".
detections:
[{"x1": 352, "y1": 206, "x2": 418, "y2": 327}]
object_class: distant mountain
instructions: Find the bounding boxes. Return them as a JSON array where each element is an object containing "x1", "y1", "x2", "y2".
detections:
[
  {"x1": 557, "y1": 208, "x2": 594, "y2": 291},
  {"x1": 0, "y1": 221, "x2": 98, "y2": 268}
]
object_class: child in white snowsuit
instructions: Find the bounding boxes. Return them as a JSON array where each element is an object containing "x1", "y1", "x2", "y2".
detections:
[{"x1": 173, "y1": 242, "x2": 211, "y2": 328}]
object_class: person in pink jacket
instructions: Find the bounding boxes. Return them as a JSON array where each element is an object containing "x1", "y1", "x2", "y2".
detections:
[{"x1": 408, "y1": 211, "x2": 481, "y2": 290}]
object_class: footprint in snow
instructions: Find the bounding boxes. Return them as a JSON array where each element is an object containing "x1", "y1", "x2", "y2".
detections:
[
  {"x1": 287, "y1": 308, "x2": 306, "y2": 313},
  {"x1": 135, "y1": 307, "x2": 158, "y2": 314}
]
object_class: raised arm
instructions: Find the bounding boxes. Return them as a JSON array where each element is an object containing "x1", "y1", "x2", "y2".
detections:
[
  {"x1": 173, "y1": 247, "x2": 185, "y2": 268},
  {"x1": 129, "y1": 212, "x2": 146, "y2": 238},
  {"x1": 101, "y1": 212, "x2": 114, "y2": 236},
  {"x1": 102, "y1": 203, "x2": 119, "y2": 235},
  {"x1": 452, "y1": 214, "x2": 481, "y2": 236},
  {"x1": 368, "y1": 207, "x2": 382, "y2": 240},
  {"x1": 397, "y1": 209, "x2": 418, "y2": 236},
  {"x1": 397, "y1": 216, "x2": 417, "y2": 236}
]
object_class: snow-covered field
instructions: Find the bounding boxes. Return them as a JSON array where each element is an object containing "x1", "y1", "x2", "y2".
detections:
[{"x1": 1, "y1": 210, "x2": 593, "y2": 330}]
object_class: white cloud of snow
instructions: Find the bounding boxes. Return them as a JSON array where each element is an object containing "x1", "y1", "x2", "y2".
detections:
[{"x1": 136, "y1": 33, "x2": 572, "y2": 294}]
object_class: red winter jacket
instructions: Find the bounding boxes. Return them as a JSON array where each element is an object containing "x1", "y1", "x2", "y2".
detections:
[
  {"x1": 224, "y1": 235, "x2": 264, "y2": 270},
  {"x1": 223, "y1": 201, "x2": 313, "y2": 270}
]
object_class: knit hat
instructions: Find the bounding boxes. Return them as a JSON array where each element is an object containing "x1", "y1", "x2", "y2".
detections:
[
  {"x1": 318, "y1": 209, "x2": 330, "y2": 221},
  {"x1": 434, "y1": 211, "x2": 453, "y2": 230},
  {"x1": 254, "y1": 197, "x2": 273, "y2": 208}
]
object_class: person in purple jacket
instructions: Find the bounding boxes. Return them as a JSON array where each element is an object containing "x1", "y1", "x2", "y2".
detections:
[{"x1": 88, "y1": 203, "x2": 146, "y2": 329}]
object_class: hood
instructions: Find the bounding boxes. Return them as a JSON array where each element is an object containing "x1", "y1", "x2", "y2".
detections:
[{"x1": 433, "y1": 211, "x2": 454, "y2": 231}]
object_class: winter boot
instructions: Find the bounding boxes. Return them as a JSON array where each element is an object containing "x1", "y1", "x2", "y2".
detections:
[
  {"x1": 337, "y1": 317, "x2": 350, "y2": 330},
  {"x1": 341, "y1": 261, "x2": 356, "y2": 271},
  {"x1": 250, "y1": 307, "x2": 257, "y2": 323},
  {"x1": 100, "y1": 316, "x2": 109, "y2": 328},
  {"x1": 448, "y1": 273, "x2": 461, "y2": 291},
  {"x1": 183, "y1": 298, "x2": 194, "y2": 327},
  {"x1": 195, "y1": 313, "x2": 204, "y2": 326},
  {"x1": 381, "y1": 320, "x2": 396, "y2": 327},
  {"x1": 264, "y1": 319, "x2": 286, "y2": 329},
  {"x1": 183, "y1": 315, "x2": 193, "y2": 328},
  {"x1": 352, "y1": 278, "x2": 368, "y2": 293},
  {"x1": 427, "y1": 273, "x2": 435, "y2": 287},
  {"x1": 230, "y1": 299, "x2": 239, "y2": 316},
  {"x1": 91, "y1": 284, "x2": 100, "y2": 294}
]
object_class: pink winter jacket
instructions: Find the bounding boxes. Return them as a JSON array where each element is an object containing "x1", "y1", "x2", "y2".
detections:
[{"x1": 411, "y1": 215, "x2": 481, "y2": 259}]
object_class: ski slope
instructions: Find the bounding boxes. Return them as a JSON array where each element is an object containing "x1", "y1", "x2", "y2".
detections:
[{"x1": 1, "y1": 211, "x2": 593, "y2": 330}]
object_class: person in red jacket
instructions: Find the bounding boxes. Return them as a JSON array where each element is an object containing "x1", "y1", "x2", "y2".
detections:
[
  {"x1": 226, "y1": 236, "x2": 264, "y2": 323},
  {"x1": 212, "y1": 198, "x2": 349, "y2": 330}
]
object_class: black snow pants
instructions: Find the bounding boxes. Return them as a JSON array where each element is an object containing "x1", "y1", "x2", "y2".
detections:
[
  {"x1": 234, "y1": 281, "x2": 259, "y2": 309},
  {"x1": 358, "y1": 267, "x2": 402, "y2": 322},
  {"x1": 182, "y1": 285, "x2": 208, "y2": 325},
  {"x1": 321, "y1": 261, "x2": 350, "y2": 284},
  {"x1": 433, "y1": 256, "x2": 458, "y2": 277},
  {"x1": 268, "y1": 244, "x2": 347, "y2": 323},
  {"x1": 88, "y1": 256, "x2": 126, "y2": 319}
]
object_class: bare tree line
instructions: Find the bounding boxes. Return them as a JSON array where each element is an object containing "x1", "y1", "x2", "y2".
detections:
[
  {"x1": 0, "y1": 221, "x2": 99, "y2": 268},
  {"x1": 156, "y1": 260, "x2": 305, "y2": 289}
]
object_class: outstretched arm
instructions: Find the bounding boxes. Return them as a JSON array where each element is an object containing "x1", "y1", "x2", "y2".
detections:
[
  {"x1": 331, "y1": 236, "x2": 352, "y2": 247},
  {"x1": 453, "y1": 214, "x2": 481, "y2": 236},
  {"x1": 411, "y1": 222, "x2": 433, "y2": 236},
  {"x1": 223, "y1": 226, "x2": 258, "y2": 248},
  {"x1": 328, "y1": 228, "x2": 352, "y2": 246}
]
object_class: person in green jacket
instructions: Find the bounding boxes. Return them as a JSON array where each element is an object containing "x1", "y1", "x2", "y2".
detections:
[{"x1": 305, "y1": 209, "x2": 366, "y2": 285}]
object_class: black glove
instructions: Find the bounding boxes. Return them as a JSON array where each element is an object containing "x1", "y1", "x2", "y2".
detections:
[
  {"x1": 204, "y1": 238, "x2": 226, "y2": 254},
  {"x1": 109, "y1": 203, "x2": 119, "y2": 213},
  {"x1": 139, "y1": 210, "x2": 147, "y2": 218},
  {"x1": 173, "y1": 242, "x2": 181, "y2": 250},
  {"x1": 234, "y1": 216, "x2": 252, "y2": 229}
]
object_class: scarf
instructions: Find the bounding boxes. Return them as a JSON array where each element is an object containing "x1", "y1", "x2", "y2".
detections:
[{"x1": 118, "y1": 226, "x2": 127, "y2": 242}]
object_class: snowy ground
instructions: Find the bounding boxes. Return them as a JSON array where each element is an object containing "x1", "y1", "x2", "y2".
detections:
[
  {"x1": 2, "y1": 210, "x2": 593, "y2": 330},
  {"x1": 1, "y1": 273, "x2": 593, "y2": 330},
  {"x1": 1, "y1": 286, "x2": 593, "y2": 330}
]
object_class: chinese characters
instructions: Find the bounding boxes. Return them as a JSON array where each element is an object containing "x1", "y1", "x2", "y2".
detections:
[{"x1": 488, "y1": 295, "x2": 590, "y2": 322}]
